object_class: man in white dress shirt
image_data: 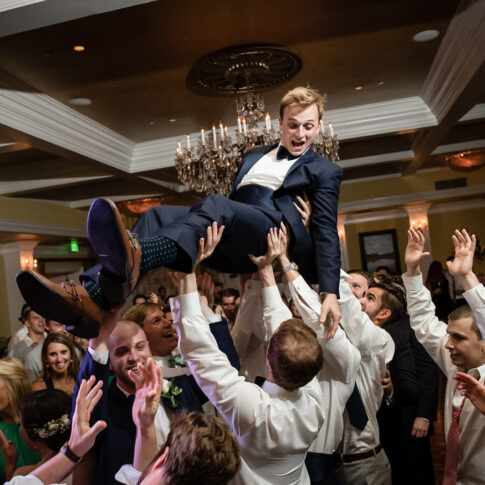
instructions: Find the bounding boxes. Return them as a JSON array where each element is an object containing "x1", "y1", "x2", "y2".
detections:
[
  {"x1": 170, "y1": 226, "x2": 325, "y2": 484},
  {"x1": 403, "y1": 228, "x2": 485, "y2": 484},
  {"x1": 336, "y1": 271, "x2": 395, "y2": 485}
]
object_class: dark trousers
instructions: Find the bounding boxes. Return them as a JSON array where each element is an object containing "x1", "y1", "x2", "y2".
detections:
[{"x1": 305, "y1": 452, "x2": 342, "y2": 485}]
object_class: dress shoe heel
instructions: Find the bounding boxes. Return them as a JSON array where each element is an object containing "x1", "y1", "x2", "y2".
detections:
[{"x1": 99, "y1": 272, "x2": 132, "y2": 308}]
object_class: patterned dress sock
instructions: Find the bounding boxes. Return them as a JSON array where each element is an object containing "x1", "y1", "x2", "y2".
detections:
[
  {"x1": 138, "y1": 236, "x2": 178, "y2": 279},
  {"x1": 83, "y1": 279, "x2": 111, "y2": 310}
]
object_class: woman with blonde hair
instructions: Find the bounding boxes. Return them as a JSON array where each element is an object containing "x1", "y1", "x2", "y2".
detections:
[
  {"x1": 0, "y1": 358, "x2": 40, "y2": 481},
  {"x1": 31, "y1": 333, "x2": 79, "y2": 397}
]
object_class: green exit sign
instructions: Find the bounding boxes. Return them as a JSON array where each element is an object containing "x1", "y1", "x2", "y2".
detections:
[{"x1": 70, "y1": 238, "x2": 79, "y2": 253}]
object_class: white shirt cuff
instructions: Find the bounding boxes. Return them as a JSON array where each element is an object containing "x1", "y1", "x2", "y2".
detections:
[
  {"x1": 402, "y1": 273, "x2": 424, "y2": 290},
  {"x1": 170, "y1": 292, "x2": 202, "y2": 323},
  {"x1": 463, "y1": 283, "x2": 485, "y2": 309},
  {"x1": 262, "y1": 284, "x2": 282, "y2": 303},
  {"x1": 88, "y1": 346, "x2": 109, "y2": 365},
  {"x1": 208, "y1": 314, "x2": 223, "y2": 324}
]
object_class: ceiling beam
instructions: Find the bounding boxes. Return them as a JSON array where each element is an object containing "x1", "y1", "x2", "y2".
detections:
[{"x1": 404, "y1": 0, "x2": 485, "y2": 174}]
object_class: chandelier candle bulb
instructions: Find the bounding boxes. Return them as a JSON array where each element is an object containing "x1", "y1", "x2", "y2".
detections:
[
  {"x1": 224, "y1": 126, "x2": 228, "y2": 138},
  {"x1": 319, "y1": 120, "x2": 324, "y2": 134},
  {"x1": 212, "y1": 125, "x2": 217, "y2": 145},
  {"x1": 177, "y1": 141, "x2": 182, "y2": 154},
  {"x1": 237, "y1": 116, "x2": 242, "y2": 132},
  {"x1": 186, "y1": 134, "x2": 191, "y2": 149},
  {"x1": 328, "y1": 122, "x2": 334, "y2": 136},
  {"x1": 201, "y1": 129, "x2": 206, "y2": 145},
  {"x1": 265, "y1": 113, "x2": 271, "y2": 131},
  {"x1": 242, "y1": 117, "x2": 247, "y2": 136},
  {"x1": 219, "y1": 122, "x2": 224, "y2": 140}
]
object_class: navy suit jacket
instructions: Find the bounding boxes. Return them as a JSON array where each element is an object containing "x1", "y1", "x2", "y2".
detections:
[
  {"x1": 229, "y1": 145, "x2": 342, "y2": 294},
  {"x1": 72, "y1": 318, "x2": 239, "y2": 485}
]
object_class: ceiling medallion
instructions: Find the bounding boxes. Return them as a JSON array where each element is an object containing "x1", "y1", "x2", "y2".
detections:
[{"x1": 186, "y1": 44, "x2": 302, "y2": 95}]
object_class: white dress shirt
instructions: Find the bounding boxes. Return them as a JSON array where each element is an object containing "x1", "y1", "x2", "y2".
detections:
[
  {"x1": 403, "y1": 274, "x2": 485, "y2": 484},
  {"x1": 237, "y1": 145, "x2": 301, "y2": 191},
  {"x1": 87, "y1": 347, "x2": 171, "y2": 446},
  {"x1": 463, "y1": 283, "x2": 485, "y2": 340},
  {"x1": 288, "y1": 272, "x2": 361, "y2": 454},
  {"x1": 338, "y1": 274, "x2": 395, "y2": 455},
  {"x1": 171, "y1": 290, "x2": 325, "y2": 485}
]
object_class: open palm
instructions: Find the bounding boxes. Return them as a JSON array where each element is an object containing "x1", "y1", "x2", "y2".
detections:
[
  {"x1": 405, "y1": 228, "x2": 429, "y2": 268},
  {"x1": 447, "y1": 229, "x2": 476, "y2": 278}
]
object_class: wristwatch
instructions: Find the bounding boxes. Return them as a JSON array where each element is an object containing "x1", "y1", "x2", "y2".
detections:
[
  {"x1": 61, "y1": 442, "x2": 82, "y2": 463},
  {"x1": 282, "y1": 262, "x2": 298, "y2": 273}
]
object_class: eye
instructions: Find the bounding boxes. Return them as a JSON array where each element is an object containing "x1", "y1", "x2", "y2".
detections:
[{"x1": 136, "y1": 343, "x2": 146, "y2": 350}]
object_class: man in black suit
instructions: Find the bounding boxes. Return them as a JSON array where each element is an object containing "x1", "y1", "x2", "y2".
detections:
[{"x1": 16, "y1": 86, "x2": 343, "y2": 338}]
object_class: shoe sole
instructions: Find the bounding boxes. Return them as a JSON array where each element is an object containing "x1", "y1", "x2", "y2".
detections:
[
  {"x1": 87, "y1": 198, "x2": 127, "y2": 280},
  {"x1": 16, "y1": 271, "x2": 99, "y2": 339}
]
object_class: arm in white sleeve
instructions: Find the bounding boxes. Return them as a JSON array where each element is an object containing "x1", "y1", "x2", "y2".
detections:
[
  {"x1": 402, "y1": 273, "x2": 452, "y2": 374},
  {"x1": 288, "y1": 274, "x2": 360, "y2": 383},
  {"x1": 262, "y1": 284, "x2": 292, "y2": 339},
  {"x1": 463, "y1": 283, "x2": 485, "y2": 341},
  {"x1": 338, "y1": 272, "x2": 390, "y2": 359},
  {"x1": 172, "y1": 291, "x2": 266, "y2": 434}
]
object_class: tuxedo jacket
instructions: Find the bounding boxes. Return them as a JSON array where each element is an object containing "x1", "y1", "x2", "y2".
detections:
[
  {"x1": 72, "y1": 318, "x2": 239, "y2": 485},
  {"x1": 128, "y1": 145, "x2": 342, "y2": 295}
]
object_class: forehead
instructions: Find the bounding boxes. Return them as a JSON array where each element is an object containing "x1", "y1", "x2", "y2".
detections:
[
  {"x1": 110, "y1": 323, "x2": 147, "y2": 350},
  {"x1": 47, "y1": 341, "x2": 69, "y2": 352},
  {"x1": 281, "y1": 103, "x2": 319, "y2": 122},
  {"x1": 367, "y1": 287, "x2": 384, "y2": 300},
  {"x1": 447, "y1": 317, "x2": 476, "y2": 337},
  {"x1": 349, "y1": 274, "x2": 368, "y2": 288},
  {"x1": 222, "y1": 295, "x2": 235, "y2": 304},
  {"x1": 144, "y1": 309, "x2": 165, "y2": 322}
]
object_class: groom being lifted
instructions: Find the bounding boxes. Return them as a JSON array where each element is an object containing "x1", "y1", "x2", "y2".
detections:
[{"x1": 17, "y1": 86, "x2": 343, "y2": 337}]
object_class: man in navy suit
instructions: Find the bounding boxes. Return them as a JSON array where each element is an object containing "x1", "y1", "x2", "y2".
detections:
[{"x1": 16, "y1": 86, "x2": 343, "y2": 336}]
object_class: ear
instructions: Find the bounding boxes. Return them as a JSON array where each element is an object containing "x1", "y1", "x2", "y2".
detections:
[
  {"x1": 376, "y1": 308, "x2": 391, "y2": 326},
  {"x1": 278, "y1": 116, "x2": 283, "y2": 129},
  {"x1": 153, "y1": 446, "x2": 169, "y2": 469}
]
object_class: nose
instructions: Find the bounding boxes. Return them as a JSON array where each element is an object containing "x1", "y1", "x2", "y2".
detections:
[
  {"x1": 359, "y1": 297, "x2": 366, "y2": 310},
  {"x1": 296, "y1": 125, "x2": 305, "y2": 138},
  {"x1": 444, "y1": 337, "x2": 453, "y2": 350}
]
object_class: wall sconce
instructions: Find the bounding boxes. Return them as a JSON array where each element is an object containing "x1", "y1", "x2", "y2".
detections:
[
  {"x1": 410, "y1": 218, "x2": 428, "y2": 231},
  {"x1": 20, "y1": 253, "x2": 34, "y2": 271}
]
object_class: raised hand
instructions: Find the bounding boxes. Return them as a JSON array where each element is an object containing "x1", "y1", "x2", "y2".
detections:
[
  {"x1": 248, "y1": 227, "x2": 283, "y2": 269},
  {"x1": 197, "y1": 272, "x2": 215, "y2": 308},
  {"x1": 293, "y1": 192, "x2": 311, "y2": 230},
  {"x1": 454, "y1": 372, "x2": 485, "y2": 415},
  {"x1": 405, "y1": 227, "x2": 430, "y2": 274},
  {"x1": 68, "y1": 376, "x2": 107, "y2": 458},
  {"x1": 278, "y1": 222, "x2": 290, "y2": 263},
  {"x1": 447, "y1": 229, "x2": 476, "y2": 279},
  {"x1": 129, "y1": 358, "x2": 163, "y2": 429},
  {"x1": 194, "y1": 222, "x2": 225, "y2": 268},
  {"x1": 319, "y1": 293, "x2": 341, "y2": 339}
]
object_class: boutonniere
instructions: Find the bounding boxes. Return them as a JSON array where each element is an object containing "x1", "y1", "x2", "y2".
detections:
[
  {"x1": 161, "y1": 378, "x2": 182, "y2": 408},
  {"x1": 167, "y1": 348, "x2": 185, "y2": 368}
]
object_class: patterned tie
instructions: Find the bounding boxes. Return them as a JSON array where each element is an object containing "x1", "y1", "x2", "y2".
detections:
[
  {"x1": 345, "y1": 383, "x2": 368, "y2": 431},
  {"x1": 276, "y1": 145, "x2": 299, "y2": 161},
  {"x1": 442, "y1": 387, "x2": 466, "y2": 485}
]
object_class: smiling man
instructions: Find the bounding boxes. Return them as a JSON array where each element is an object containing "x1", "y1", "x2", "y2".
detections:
[
  {"x1": 403, "y1": 228, "x2": 485, "y2": 485},
  {"x1": 16, "y1": 86, "x2": 342, "y2": 339}
]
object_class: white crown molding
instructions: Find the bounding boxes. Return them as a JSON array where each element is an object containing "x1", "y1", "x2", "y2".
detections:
[
  {"x1": 0, "y1": 218, "x2": 86, "y2": 237},
  {"x1": 428, "y1": 197, "x2": 485, "y2": 214},
  {"x1": 338, "y1": 150, "x2": 414, "y2": 169},
  {"x1": 0, "y1": 0, "x2": 45, "y2": 13},
  {"x1": 139, "y1": 177, "x2": 190, "y2": 192},
  {"x1": 66, "y1": 193, "x2": 161, "y2": 209},
  {"x1": 0, "y1": 241, "x2": 23, "y2": 255},
  {"x1": 0, "y1": 70, "x2": 134, "y2": 171},
  {"x1": 431, "y1": 139, "x2": 485, "y2": 155},
  {"x1": 420, "y1": 2, "x2": 485, "y2": 123},
  {"x1": 338, "y1": 184, "x2": 485, "y2": 213},
  {"x1": 460, "y1": 103, "x2": 485, "y2": 122},
  {"x1": 0, "y1": 176, "x2": 110, "y2": 195}
]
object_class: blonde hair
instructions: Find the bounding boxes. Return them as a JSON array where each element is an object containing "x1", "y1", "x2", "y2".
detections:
[
  {"x1": 0, "y1": 358, "x2": 31, "y2": 423},
  {"x1": 279, "y1": 86, "x2": 325, "y2": 119}
]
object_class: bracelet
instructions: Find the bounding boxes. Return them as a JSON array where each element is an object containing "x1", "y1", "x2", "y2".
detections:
[{"x1": 61, "y1": 442, "x2": 83, "y2": 464}]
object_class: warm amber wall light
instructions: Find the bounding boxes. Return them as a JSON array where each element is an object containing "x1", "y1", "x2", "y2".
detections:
[{"x1": 73, "y1": 45, "x2": 85, "y2": 52}]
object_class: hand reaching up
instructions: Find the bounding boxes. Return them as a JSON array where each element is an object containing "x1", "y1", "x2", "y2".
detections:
[
  {"x1": 248, "y1": 227, "x2": 283, "y2": 269},
  {"x1": 194, "y1": 222, "x2": 225, "y2": 268},
  {"x1": 293, "y1": 192, "x2": 311, "y2": 230},
  {"x1": 197, "y1": 272, "x2": 215, "y2": 308},
  {"x1": 454, "y1": 372, "x2": 485, "y2": 415},
  {"x1": 129, "y1": 358, "x2": 163, "y2": 430},
  {"x1": 446, "y1": 229, "x2": 478, "y2": 291},
  {"x1": 68, "y1": 376, "x2": 107, "y2": 458},
  {"x1": 405, "y1": 227, "x2": 430, "y2": 275}
]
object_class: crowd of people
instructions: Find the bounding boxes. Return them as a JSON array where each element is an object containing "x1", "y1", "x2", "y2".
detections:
[{"x1": 1, "y1": 86, "x2": 484, "y2": 485}]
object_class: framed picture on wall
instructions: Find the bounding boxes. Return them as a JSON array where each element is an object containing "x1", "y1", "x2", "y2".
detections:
[{"x1": 358, "y1": 229, "x2": 402, "y2": 274}]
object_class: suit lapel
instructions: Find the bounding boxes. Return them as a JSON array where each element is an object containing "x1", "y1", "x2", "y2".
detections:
[{"x1": 280, "y1": 148, "x2": 316, "y2": 190}]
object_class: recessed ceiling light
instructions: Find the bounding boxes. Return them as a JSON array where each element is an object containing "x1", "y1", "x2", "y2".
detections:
[
  {"x1": 68, "y1": 98, "x2": 92, "y2": 106},
  {"x1": 169, "y1": 118, "x2": 176, "y2": 123},
  {"x1": 412, "y1": 30, "x2": 439, "y2": 42},
  {"x1": 354, "y1": 85, "x2": 363, "y2": 91},
  {"x1": 148, "y1": 121, "x2": 156, "y2": 125},
  {"x1": 377, "y1": 81, "x2": 384, "y2": 86},
  {"x1": 73, "y1": 45, "x2": 85, "y2": 52}
]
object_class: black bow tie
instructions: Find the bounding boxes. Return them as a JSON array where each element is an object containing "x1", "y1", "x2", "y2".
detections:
[{"x1": 276, "y1": 145, "x2": 299, "y2": 161}]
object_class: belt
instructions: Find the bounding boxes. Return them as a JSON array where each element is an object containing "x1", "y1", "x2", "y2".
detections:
[{"x1": 342, "y1": 444, "x2": 382, "y2": 463}]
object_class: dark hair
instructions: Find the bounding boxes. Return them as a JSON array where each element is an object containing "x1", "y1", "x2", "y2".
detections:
[
  {"x1": 425, "y1": 261, "x2": 447, "y2": 292},
  {"x1": 19, "y1": 303, "x2": 32, "y2": 323},
  {"x1": 123, "y1": 303, "x2": 162, "y2": 328},
  {"x1": 139, "y1": 411, "x2": 241, "y2": 485},
  {"x1": 347, "y1": 269, "x2": 371, "y2": 284},
  {"x1": 449, "y1": 305, "x2": 482, "y2": 340},
  {"x1": 376, "y1": 265, "x2": 390, "y2": 273},
  {"x1": 41, "y1": 333, "x2": 80, "y2": 380},
  {"x1": 267, "y1": 319, "x2": 323, "y2": 391},
  {"x1": 22, "y1": 389, "x2": 72, "y2": 452},
  {"x1": 368, "y1": 280, "x2": 406, "y2": 324},
  {"x1": 221, "y1": 288, "x2": 239, "y2": 299}
]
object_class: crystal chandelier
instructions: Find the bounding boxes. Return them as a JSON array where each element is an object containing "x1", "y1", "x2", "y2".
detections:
[{"x1": 175, "y1": 93, "x2": 339, "y2": 196}]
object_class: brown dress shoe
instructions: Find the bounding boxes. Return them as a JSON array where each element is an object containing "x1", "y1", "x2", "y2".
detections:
[
  {"x1": 87, "y1": 197, "x2": 141, "y2": 307},
  {"x1": 16, "y1": 271, "x2": 106, "y2": 338}
]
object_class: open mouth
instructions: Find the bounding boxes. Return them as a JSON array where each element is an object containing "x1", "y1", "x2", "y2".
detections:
[
  {"x1": 53, "y1": 362, "x2": 67, "y2": 370},
  {"x1": 164, "y1": 330, "x2": 177, "y2": 340},
  {"x1": 291, "y1": 140, "x2": 305, "y2": 150}
]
